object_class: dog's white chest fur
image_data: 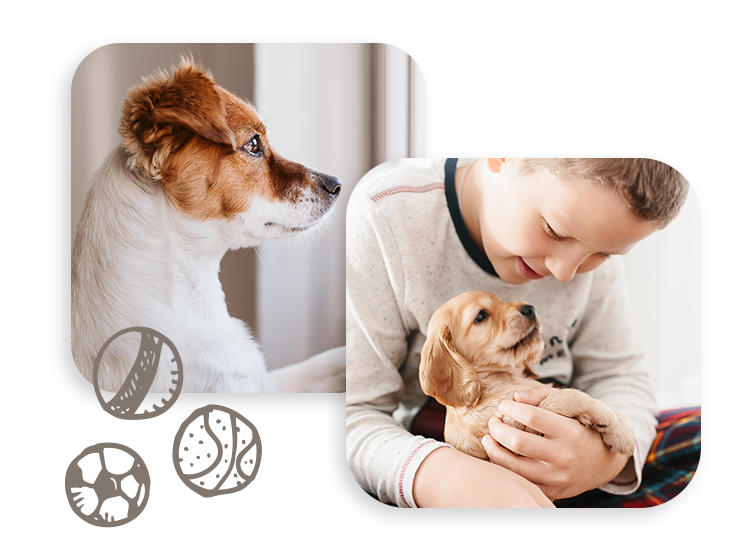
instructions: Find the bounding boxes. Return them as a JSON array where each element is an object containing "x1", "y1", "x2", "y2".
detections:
[{"x1": 73, "y1": 147, "x2": 267, "y2": 392}]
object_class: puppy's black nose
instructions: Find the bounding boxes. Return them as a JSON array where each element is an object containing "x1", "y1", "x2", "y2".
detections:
[
  {"x1": 321, "y1": 175, "x2": 342, "y2": 197},
  {"x1": 519, "y1": 305, "x2": 536, "y2": 320}
]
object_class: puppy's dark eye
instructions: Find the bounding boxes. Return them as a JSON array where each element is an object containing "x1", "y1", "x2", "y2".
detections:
[
  {"x1": 474, "y1": 310, "x2": 489, "y2": 324},
  {"x1": 242, "y1": 135, "x2": 263, "y2": 157}
]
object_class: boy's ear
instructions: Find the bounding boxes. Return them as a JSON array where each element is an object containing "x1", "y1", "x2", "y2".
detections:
[{"x1": 486, "y1": 158, "x2": 508, "y2": 173}]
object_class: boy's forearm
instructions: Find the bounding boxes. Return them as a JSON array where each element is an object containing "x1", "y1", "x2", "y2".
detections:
[{"x1": 413, "y1": 446, "x2": 554, "y2": 508}]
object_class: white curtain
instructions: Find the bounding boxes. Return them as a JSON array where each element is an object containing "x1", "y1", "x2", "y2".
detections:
[
  {"x1": 253, "y1": 44, "x2": 365, "y2": 369},
  {"x1": 624, "y1": 192, "x2": 701, "y2": 409},
  {"x1": 254, "y1": 44, "x2": 425, "y2": 369}
]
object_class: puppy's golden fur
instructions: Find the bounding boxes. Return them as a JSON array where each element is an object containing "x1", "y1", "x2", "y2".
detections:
[{"x1": 419, "y1": 291, "x2": 636, "y2": 460}]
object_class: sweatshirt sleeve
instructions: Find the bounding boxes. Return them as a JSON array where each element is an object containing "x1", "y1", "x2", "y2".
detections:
[
  {"x1": 345, "y1": 185, "x2": 449, "y2": 507},
  {"x1": 569, "y1": 257, "x2": 658, "y2": 494}
]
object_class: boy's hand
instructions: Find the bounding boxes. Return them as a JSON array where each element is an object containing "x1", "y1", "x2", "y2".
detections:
[{"x1": 481, "y1": 385, "x2": 630, "y2": 501}]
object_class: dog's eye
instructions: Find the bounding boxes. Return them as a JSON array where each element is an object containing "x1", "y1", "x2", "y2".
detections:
[
  {"x1": 474, "y1": 310, "x2": 489, "y2": 324},
  {"x1": 242, "y1": 135, "x2": 263, "y2": 157}
]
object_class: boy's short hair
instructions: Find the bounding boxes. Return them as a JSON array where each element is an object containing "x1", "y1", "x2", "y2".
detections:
[{"x1": 514, "y1": 158, "x2": 689, "y2": 228}]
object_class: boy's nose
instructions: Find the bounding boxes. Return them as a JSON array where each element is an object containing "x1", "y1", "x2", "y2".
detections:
[
  {"x1": 545, "y1": 255, "x2": 584, "y2": 283},
  {"x1": 548, "y1": 268, "x2": 576, "y2": 283}
]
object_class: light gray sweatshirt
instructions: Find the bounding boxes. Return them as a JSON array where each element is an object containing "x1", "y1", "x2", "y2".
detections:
[{"x1": 346, "y1": 159, "x2": 657, "y2": 507}]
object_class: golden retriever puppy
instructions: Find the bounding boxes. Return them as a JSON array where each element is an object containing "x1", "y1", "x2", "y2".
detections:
[{"x1": 419, "y1": 291, "x2": 636, "y2": 460}]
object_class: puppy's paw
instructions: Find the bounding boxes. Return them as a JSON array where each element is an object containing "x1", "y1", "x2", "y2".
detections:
[
  {"x1": 571, "y1": 400, "x2": 636, "y2": 457},
  {"x1": 594, "y1": 413, "x2": 636, "y2": 457},
  {"x1": 539, "y1": 389, "x2": 636, "y2": 457}
]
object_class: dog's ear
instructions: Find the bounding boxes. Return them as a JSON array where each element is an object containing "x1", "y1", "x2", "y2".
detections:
[
  {"x1": 119, "y1": 57, "x2": 236, "y2": 178},
  {"x1": 419, "y1": 324, "x2": 482, "y2": 408},
  {"x1": 523, "y1": 363, "x2": 539, "y2": 379}
]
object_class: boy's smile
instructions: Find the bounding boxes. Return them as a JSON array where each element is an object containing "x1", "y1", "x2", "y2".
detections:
[
  {"x1": 458, "y1": 158, "x2": 660, "y2": 285},
  {"x1": 517, "y1": 257, "x2": 545, "y2": 280}
]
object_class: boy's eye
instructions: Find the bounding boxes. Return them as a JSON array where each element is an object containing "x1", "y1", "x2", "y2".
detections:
[
  {"x1": 242, "y1": 135, "x2": 263, "y2": 157},
  {"x1": 544, "y1": 222, "x2": 569, "y2": 242},
  {"x1": 544, "y1": 220, "x2": 614, "y2": 263},
  {"x1": 474, "y1": 310, "x2": 489, "y2": 324}
]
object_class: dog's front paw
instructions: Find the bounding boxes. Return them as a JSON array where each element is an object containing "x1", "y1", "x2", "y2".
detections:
[
  {"x1": 300, "y1": 346, "x2": 346, "y2": 393},
  {"x1": 573, "y1": 400, "x2": 636, "y2": 457},
  {"x1": 594, "y1": 413, "x2": 636, "y2": 457},
  {"x1": 265, "y1": 346, "x2": 346, "y2": 393},
  {"x1": 539, "y1": 389, "x2": 636, "y2": 457}
]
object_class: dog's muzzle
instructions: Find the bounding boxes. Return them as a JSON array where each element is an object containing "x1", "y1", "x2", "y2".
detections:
[{"x1": 519, "y1": 305, "x2": 536, "y2": 321}]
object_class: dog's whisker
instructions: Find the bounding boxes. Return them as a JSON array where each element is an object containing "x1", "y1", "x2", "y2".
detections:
[
  {"x1": 261, "y1": 117, "x2": 287, "y2": 144},
  {"x1": 284, "y1": 240, "x2": 302, "y2": 267},
  {"x1": 251, "y1": 245, "x2": 266, "y2": 268}
]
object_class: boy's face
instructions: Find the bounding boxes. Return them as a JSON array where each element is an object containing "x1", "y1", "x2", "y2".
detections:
[{"x1": 477, "y1": 159, "x2": 659, "y2": 285}]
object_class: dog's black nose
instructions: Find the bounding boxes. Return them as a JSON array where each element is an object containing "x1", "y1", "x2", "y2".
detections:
[
  {"x1": 321, "y1": 175, "x2": 342, "y2": 197},
  {"x1": 519, "y1": 305, "x2": 536, "y2": 320}
]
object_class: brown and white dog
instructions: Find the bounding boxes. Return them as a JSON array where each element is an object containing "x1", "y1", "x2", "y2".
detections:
[
  {"x1": 419, "y1": 291, "x2": 635, "y2": 459},
  {"x1": 72, "y1": 58, "x2": 345, "y2": 393}
]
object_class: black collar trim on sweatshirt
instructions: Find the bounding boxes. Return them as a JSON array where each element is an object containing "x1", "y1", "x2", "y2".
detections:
[{"x1": 444, "y1": 158, "x2": 498, "y2": 277}]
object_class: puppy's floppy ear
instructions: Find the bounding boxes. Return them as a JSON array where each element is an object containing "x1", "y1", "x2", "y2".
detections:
[
  {"x1": 119, "y1": 57, "x2": 236, "y2": 178},
  {"x1": 419, "y1": 324, "x2": 482, "y2": 408}
]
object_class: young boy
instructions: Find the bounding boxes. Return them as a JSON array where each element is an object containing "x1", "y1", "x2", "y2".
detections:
[{"x1": 345, "y1": 158, "x2": 692, "y2": 508}]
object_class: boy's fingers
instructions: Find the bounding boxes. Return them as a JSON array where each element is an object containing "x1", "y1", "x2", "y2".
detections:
[
  {"x1": 482, "y1": 414, "x2": 550, "y2": 462},
  {"x1": 481, "y1": 430, "x2": 545, "y2": 483},
  {"x1": 499, "y1": 399, "x2": 573, "y2": 438},
  {"x1": 512, "y1": 384, "x2": 554, "y2": 406}
]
